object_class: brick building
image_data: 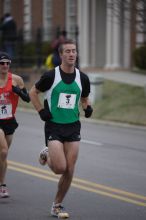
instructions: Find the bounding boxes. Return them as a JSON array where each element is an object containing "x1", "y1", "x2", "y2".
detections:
[
  {"x1": 0, "y1": 0, "x2": 69, "y2": 40},
  {"x1": 0, "y1": 0, "x2": 146, "y2": 70}
]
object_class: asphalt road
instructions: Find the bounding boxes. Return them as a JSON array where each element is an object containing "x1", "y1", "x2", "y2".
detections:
[{"x1": 0, "y1": 110, "x2": 146, "y2": 220}]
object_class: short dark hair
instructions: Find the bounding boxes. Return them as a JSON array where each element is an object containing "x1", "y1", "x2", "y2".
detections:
[
  {"x1": 4, "y1": 13, "x2": 11, "y2": 18},
  {"x1": 58, "y1": 39, "x2": 76, "y2": 54}
]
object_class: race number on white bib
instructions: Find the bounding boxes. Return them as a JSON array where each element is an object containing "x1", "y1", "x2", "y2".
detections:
[
  {"x1": 58, "y1": 93, "x2": 76, "y2": 109},
  {"x1": 0, "y1": 104, "x2": 12, "y2": 119}
]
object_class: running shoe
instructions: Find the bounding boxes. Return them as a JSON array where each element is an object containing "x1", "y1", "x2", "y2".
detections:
[
  {"x1": 39, "y1": 147, "x2": 48, "y2": 165},
  {"x1": 51, "y1": 203, "x2": 69, "y2": 218},
  {"x1": 0, "y1": 184, "x2": 9, "y2": 198}
]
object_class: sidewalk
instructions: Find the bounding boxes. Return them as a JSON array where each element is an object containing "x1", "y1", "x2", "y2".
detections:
[
  {"x1": 98, "y1": 71, "x2": 146, "y2": 87},
  {"x1": 83, "y1": 69, "x2": 146, "y2": 87}
]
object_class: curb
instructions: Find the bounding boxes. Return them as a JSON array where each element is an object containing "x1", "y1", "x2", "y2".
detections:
[{"x1": 81, "y1": 117, "x2": 146, "y2": 131}]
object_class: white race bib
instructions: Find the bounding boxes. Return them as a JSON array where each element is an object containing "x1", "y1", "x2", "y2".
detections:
[
  {"x1": 58, "y1": 93, "x2": 76, "y2": 109},
  {"x1": 0, "y1": 104, "x2": 12, "y2": 119}
]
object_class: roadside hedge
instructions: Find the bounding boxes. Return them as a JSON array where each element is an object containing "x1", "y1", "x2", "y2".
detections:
[{"x1": 133, "y1": 45, "x2": 146, "y2": 70}]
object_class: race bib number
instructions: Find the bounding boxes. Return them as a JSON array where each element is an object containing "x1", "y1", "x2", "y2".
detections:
[
  {"x1": 0, "y1": 104, "x2": 12, "y2": 119},
  {"x1": 58, "y1": 93, "x2": 76, "y2": 109}
]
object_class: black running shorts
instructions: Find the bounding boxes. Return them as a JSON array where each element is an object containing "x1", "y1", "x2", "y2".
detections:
[
  {"x1": 45, "y1": 120, "x2": 81, "y2": 145},
  {"x1": 0, "y1": 118, "x2": 18, "y2": 135}
]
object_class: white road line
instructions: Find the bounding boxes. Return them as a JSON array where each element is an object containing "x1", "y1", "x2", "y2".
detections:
[{"x1": 81, "y1": 139, "x2": 103, "y2": 146}]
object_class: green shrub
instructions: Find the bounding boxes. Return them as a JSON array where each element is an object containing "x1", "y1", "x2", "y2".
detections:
[
  {"x1": 22, "y1": 41, "x2": 52, "y2": 57},
  {"x1": 41, "y1": 41, "x2": 53, "y2": 56},
  {"x1": 15, "y1": 41, "x2": 52, "y2": 67},
  {"x1": 133, "y1": 45, "x2": 146, "y2": 70}
]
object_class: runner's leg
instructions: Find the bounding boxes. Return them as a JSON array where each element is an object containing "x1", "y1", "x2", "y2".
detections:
[
  {"x1": 53, "y1": 141, "x2": 79, "y2": 204},
  {"x1": 0, "y1": 130, "x2": 13, "y2": 184}
]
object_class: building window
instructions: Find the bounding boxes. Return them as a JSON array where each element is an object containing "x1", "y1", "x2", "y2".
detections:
[
  {"x1": 3, "y1": 0, "x2": 11, "y2": 14},
  {"x1": 23, "y1": 0, "x2": 31, "y2": 41},
  {"x1": 43, "y1": 0, "x2": 52, "y2": 41},
  {"x1": 66, "y1": 0, "x2": 77, "y2": 40}
]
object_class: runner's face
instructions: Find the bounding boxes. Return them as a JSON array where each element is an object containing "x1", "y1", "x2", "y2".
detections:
[
  {"x1": 60, "y1": 44, "x2": 77, "y2": 66},
  {"x1": 0, "y1": 61, "x2": 10, "y2": 74}
]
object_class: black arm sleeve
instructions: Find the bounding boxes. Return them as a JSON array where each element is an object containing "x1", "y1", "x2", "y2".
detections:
[
  {"x1": 35, "y1": 70, "x2": 55, "y2": 92},
  {"x1": 12, "y1": 86, "x2": 30, "y2": 103},
  {"x1": 80, "y1": 72, "x2": 91, "y2": 97}
]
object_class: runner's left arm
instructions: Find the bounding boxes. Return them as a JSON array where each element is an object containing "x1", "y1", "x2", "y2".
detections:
[
  {"x1": 12, "y1": 75, "x2": 30, "y2": 102},
  {"x1": 80, "y1": 72, "x2": 93, "y2": 118}
]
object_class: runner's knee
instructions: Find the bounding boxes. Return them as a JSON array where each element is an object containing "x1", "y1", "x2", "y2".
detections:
[
  {"x1": 52, "y1": 164, "x2": 67, "y2": 174},
  {"x1": 0, "y1": 148, "x2": 8, "y2": 161}
]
